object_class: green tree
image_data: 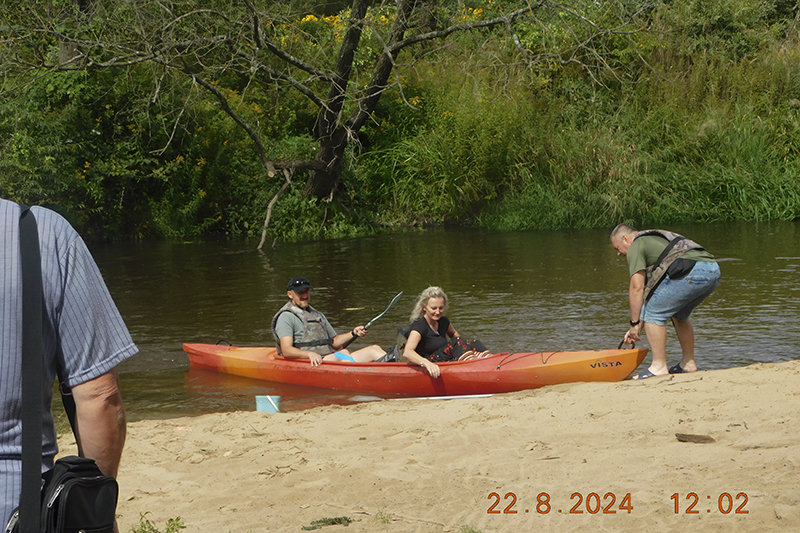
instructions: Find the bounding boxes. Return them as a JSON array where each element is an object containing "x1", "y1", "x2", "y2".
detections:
[{"x1": 0, "y1": 0, "x2": 657, "y2": 243}]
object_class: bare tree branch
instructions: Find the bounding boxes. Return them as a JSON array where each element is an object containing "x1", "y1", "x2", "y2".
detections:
[
  {"x1": 258, "y1": 168, "x2": 292, "y2": 251},
  {"x1": 182, "y1": 68, "x2": 272, "y2": 170},
  {"x1": 248, "y1": 61, "x2": 327, "y2": 108},
  {"x1": 162, "y1": 9, "x2": 230, "y2": 32},
  {"x1": 261, "y1": 38, "x2": 335, "y2": 82},
  {"x1": 151, "y1": 108, "x2": 185, "y2": 156},
  {"x1": 389, "y1": 5, "x2": 540, "y2": 54}
]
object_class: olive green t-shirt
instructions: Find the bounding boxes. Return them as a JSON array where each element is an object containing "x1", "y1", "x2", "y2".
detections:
[{"x1": 627, "y1": 235, "x2": 715, "y2": 277}]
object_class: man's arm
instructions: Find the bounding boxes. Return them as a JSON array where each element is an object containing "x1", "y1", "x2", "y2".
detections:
[
  {"x1": 279, "y1": 336, "x2": 322, "y2": 362},
  {"x1": 330, "y1": 325, "x2": 368, "y2": 350},
  {"x1": 626, "y1": 271, "x2": 646, "y2": 343},
  {"x1": 71, "y1": 369, "x2": 126, "y2": 478},
  {"x1": 629, "y1": 271, "x2": 645, "y2": 320}
]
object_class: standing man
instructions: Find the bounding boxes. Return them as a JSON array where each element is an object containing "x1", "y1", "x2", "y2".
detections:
[
  {"x1": 610, "y1": 223, "x2": 721, "y2": 379},
  {"x1": 1, "y1": 199, "x2": 138, "y2": 529},
  {"x1": 272, "y1": 276, "x2": 386, "y2": 365}
]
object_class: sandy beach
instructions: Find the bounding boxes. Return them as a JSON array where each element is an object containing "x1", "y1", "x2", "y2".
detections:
[{"x1": 58, "y1": 360, "x2": 800, "y2": 532}]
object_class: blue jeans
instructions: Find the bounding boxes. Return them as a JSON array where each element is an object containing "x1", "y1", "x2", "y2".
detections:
[{"x1": 642, "y1": 261, "x2": 721, "y2": 326}]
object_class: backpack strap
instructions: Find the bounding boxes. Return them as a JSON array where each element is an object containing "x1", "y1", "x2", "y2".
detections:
[{"x1": 652, "y1": 236, "x2": 684, "y2": 273}]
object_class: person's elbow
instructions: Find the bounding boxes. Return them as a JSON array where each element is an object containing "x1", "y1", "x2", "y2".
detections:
[
  {"x1": 630, "y1": 271, "x2": 646, "y2": 292},
  {"x1": 71, "y1": 370, "x2": 127, "y2": 476},
  {"x1": 402, "y1": 346, "x2": 417, "y2": 361},
  {"x1": 72, "y1": 370, "x2": 125, "y2": 418}
]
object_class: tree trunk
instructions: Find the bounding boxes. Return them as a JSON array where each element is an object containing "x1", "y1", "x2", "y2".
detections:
[
  {"x1": 308, "y1": 127, "x2": 349, "y2": 200},
  {"x1": 307, "y1": 0, "x2": 370, "y2": 200},
  {"x1": 308, "y1": 0, "x2": 419, "y2": 200}
]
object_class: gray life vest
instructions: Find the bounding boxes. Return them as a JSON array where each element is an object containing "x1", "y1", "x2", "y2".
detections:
[
  {"x1": 271, "y1": 302, "x2": 334, "y2": 356},
  {"x1": 634, "y1": 229, "x2": 705, "y2": 302}
]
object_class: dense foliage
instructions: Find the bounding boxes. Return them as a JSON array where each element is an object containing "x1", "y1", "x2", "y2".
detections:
[{"x1": 0, "y1": 0, "x2": 798, "y2": 241}]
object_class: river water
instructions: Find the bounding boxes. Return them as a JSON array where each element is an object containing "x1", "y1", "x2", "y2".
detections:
[{"x1": 91, "y1": 222, "x2": 800, "y2": 420}]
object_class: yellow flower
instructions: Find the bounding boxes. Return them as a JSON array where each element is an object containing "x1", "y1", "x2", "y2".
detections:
[{"x1": 301, "y1": 14, "x2": 318, "y2": 23}]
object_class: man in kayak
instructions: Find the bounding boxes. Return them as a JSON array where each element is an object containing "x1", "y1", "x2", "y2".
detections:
[
  {"x1": 271, "y1": 276, "x2": 387, "y2": 366},
  {"x1": 610, "y1": 224, "x2": 721, "y2": 379}
]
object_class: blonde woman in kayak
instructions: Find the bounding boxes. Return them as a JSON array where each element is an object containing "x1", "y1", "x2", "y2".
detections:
[{"x1": 402, "y1": 286, "x2": 486, "y2": 378}]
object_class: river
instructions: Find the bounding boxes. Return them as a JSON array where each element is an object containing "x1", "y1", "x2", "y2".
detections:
[{"x1": 89, "y1": 222, "x2": 800, "y2": 419}]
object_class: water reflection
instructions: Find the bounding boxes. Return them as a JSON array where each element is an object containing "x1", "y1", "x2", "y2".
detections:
[{"x1": 88, "y1": 222, "x2": 800, "y2": 420}]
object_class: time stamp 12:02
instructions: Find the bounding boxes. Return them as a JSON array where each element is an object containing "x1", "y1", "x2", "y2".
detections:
[{"x1": 487, "y1": 492, "x2": 750, "y2": 515}]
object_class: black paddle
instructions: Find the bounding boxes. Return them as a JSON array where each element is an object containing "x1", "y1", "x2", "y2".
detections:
[{"x1": 341, "y1": 291, "x2": 403, "y2": 349}]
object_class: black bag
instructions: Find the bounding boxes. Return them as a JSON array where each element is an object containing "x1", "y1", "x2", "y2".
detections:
[
  {"x1": 666, "y1": 257, "x2": 696, "y2": 280},
  {"x1": 6, "y1": 456, "x2": 118, "y2": 533}
]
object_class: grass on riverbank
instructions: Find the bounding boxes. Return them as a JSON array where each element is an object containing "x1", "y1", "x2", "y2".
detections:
[{"x1": 356, "y1": 33, "x2": 800, "y2": 234}]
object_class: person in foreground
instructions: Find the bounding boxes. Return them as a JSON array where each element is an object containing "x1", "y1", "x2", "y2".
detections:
[
  {"x1": 610, "y1": 223, "x2": 721, "y2": 380},
  {"x1": 271, "y1": 277, "x2": 386, "y2": 365},
  {"x1": 0, "y1": 199, "x2": 138, "y2": 531},
  {"x1": 402, "y1": 286, "x2": 486, "y2": 378}
]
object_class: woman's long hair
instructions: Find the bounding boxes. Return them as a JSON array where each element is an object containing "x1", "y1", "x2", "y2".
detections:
[{"x1": 410, "y1": 286, "x2": 449, "y2": 321}]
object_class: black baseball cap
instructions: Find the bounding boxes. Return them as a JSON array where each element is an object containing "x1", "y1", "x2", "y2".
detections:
[{"x1": 287, "y1": 276, "x2": 311, "y2": 291}]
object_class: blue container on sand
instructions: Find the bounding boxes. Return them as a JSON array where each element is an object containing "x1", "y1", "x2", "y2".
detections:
[{"x1": 256, "y1": 395, "x2": 281, "y2": 413}]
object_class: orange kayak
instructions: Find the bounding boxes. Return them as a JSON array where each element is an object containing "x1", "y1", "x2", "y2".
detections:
[{"x1": 183, "y1": 343, "x2": 648, "y2": 396}]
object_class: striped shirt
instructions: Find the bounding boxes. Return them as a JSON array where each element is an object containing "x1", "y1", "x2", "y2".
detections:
[{"x1": 0, "y1": 199, "x2": 138, "y2": 525}]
